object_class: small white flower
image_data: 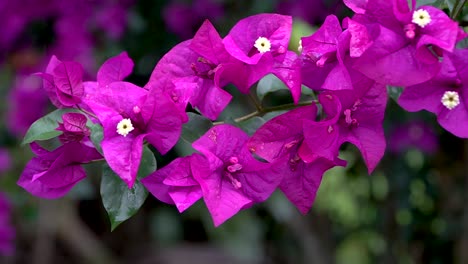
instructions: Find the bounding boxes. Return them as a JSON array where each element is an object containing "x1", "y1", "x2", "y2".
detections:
[
  {"x1": 412, "y1": 9, "x2": 431, "y2": 28},
  {"x1": 441, "y1": 91, "x2": 460, "y2": 110},
  {"x1": 254, "y1": 37, "x2": 271, "y2": 53},
  {"x1": 116, "y1": 118, "x2": 134, "y2": 137}
]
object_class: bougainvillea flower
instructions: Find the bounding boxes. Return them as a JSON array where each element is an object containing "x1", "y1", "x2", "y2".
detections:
[
  {"x1": 222, "y1": 13, "x2": 302, "y2": 102},
  {"x1": 0, "y1": 193, "x2": 14, "y2": 256},
  {"x1": 303, "y1": 78, "x2": 387, "y2": 173},
  {"x1": 85, "y1": 82, "x2": 182, "y2": 187},
  {"x1": 248, "y1": 105, "x2": 318, "y2": 162},
  {"x1": 18, "y1": 142, "x2": 101, "y2": 199},
  {"x1": 345, "y1": 0, "x2": 460, "y2": 86},
  {"x1": 301, "y1": 15, "x2": 353, "y2": 91},
  {"x1": 145, "y1": 20, "x2": 234, "y2": 121},
  {"x1": 398, "y1": 49, "x2": 468, "y2": 138},
  {"x1": 56, "y1": 112, "x2": 91, "y2": 144},
  {"x1": 37, "y1": 55, "x2": 85, "y2": 108},
  {"x1": 141, "y1": 154, "x2": 203, "y2": 213},
  {"x1": 191, "y1": 124, "x2": 284, "y2": 226},
  {"x1": 248, "y1": 105, "x2": 345, "y2": 214}
]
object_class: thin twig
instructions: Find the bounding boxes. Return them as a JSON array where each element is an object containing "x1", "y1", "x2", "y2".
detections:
[
  {"x1": 213, "y1": 100, "x2": 316, "y2": 125},
  {"x1": 248, "y1": 89, "x2": 263, "y2": 112},
  {"x1": 77, "y1": 105, "x2": 98, "y2": 119}
]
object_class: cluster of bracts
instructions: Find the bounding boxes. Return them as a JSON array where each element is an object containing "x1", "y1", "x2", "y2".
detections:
[{"x1": 18, "y1": 0, "x2": 467, "y2": 226}]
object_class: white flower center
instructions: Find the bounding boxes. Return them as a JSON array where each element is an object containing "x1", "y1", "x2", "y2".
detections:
[
  {"x1": 116, "y1": 118, "x2": 134, "y2": 137},
  {"x1": 412, "y1": 9, "x2": 431, "y2": 28},
  {"x1": 254, "y1": 37, "x2": 271, "y2": 53},
  {"x1": 441, "y1": 91, "x2": 460, "y2": 110},
  {"x1": 298, "y1": 39, "x2": 303, "y2": 53}
]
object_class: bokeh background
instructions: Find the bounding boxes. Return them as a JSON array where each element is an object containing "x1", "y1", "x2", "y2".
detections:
[{"x1": 1, "y1": 0, "x2": 468, "y2": 263}]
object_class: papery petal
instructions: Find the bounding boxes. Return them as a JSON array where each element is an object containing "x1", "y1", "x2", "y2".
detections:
[
  {"x1": 190, "y1": 79, "x2": 232, "y2": 120},
  {"x1": 191, "y1": 157, "x2": 252, "y2": 227},
  {"x1": 97, "y1": 51, "x2": 134, "y2": 86},
  {"x1": 344, "y1": 125, "x2": 386, "y2": 172},
  {"x1": 353, "y1": 25, "x2": 440, "y2": 86},
  {"x1": 169, "y1": 186, "x2": 203, "y2": 213},
  {"x1": 142, "y1": 90, "x2": 182, "y2": 154},
  {"x1": 193, "y1": 124, "x2": 249, "y2": 164},
  {"x1": 417, "y1": 6, "x2": 459, "y2": 53},
  {"x1": 142, "y1": 156, "x2": 196, "y2": 205},
  {"x1": 248, "y1": 105, "x2": 317, "y2": 162},
  {"x1": 53, "y1": 61, "x2": 84, "y2": 98},
  {"x1": 190, "y1": 19, "x2": 230, "y2": 65},
  {"x1": 272, "y1": 51, "x2": 302, "y2": 103},
  {"x1": 102, "y1": 130, "x2": 146, "y2": 188},
  {"x1": 235, "y1": 147, "x2": 284, "y2": 202},
  {"x1": 343, "y1": 0, "x2": 368, "y2": 14},
  {"x1": 279, "y1": 157, "x2": 338, "y2": 214},
  {"x1": 339, "y1": 82, "x2": 387, "y2": 173},
  {"x1": 223, "y1": 13, "x2": 292, "y2": 65},
  {"x1": 346, "y1": 18, "x2": 376, "y2": 58},
  {"x1": 301, "y1": 120, "x2": 340, "y2": 162},
  {"x1": 301, "y1": 15, "x2": 341, "y2": 56},
  {"x1": 60, "y1": 112, "x2": 89, "y2": 133}
]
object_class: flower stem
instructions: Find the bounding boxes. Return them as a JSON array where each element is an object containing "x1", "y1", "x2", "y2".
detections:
[
  {"x1": 213, "y1": 100, "x2": 316, "y2": 125},
  {"x1": 248, "y1": 89, "x2": 263, "y2": 112},
  {"x1": 77, "y1": 105, "x2": 98, "y2": 119}
]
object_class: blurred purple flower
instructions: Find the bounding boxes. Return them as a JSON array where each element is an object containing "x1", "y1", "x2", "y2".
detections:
[
  {"x1": 0, "y1": 193, "x2": 14, "y2": 256},
  {"x1": 0, "y1": 149, "x2": 11, "y2": 174},
  {"x1": 388, "y1": 120, "x2": 439, "y2": 154},
  {"x1": 0, "y1": 0, "x2": 57, "y2": 53},
  {"x1": 163, "y1": 0, "x2": 224, "y2": 39},
  {"x1": 6, "y1": 75, "x2": 49, "y2": 136},
  {"x1": 277, "y1": 0, "x2": 344, "y2": 25}
]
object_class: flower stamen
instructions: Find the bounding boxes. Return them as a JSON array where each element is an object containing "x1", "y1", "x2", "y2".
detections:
[
  {"x1": 441, "y1": 91, "x2": 460, "y2": 110},
  {"x1": 116, "y1": 118, "x2": 134, "y2": 137},
  {"x1": 254, "y1": 37, "x2": 271, "y2": 53},
  {"x1": 412, "y1": 9, "x2": 431, "y2": 28}
]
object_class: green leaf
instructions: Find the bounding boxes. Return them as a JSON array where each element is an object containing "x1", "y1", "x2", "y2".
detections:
[
  {"x1": 386, "y1": 85, "x2": 404, "y2": 101},
  {"x1": 416, "y1": 0, "x2": 445, "y2": 8},
  {"x1": 445, "y1": 0, "x2": 456, "y2": 13},
  {"x1": 180, "y1": 113, "x2": 213, "y2": 144},
  {"x1": 88, "y1": 122, "x2": 104, "y2": 154},
  {"x1": 100, "y1": 146, "x2": 156, "y2": 230},
  {"x1": 238, "y1": 116, "x2": 265, "y2": 135},
  {"x1": 22, "y1": 108, "x2": 78, "y2": 145},
  {"x1": 137, "y1": 146, "x2": 157, "y2": 180},
  {"x1": 256, "y1": 74, "x2": 289, "y2": 102}
]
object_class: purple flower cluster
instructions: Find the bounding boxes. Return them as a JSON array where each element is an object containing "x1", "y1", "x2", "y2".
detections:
[{"x1": 18, "y1": 1, "x2": 467, "y2": 226}]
